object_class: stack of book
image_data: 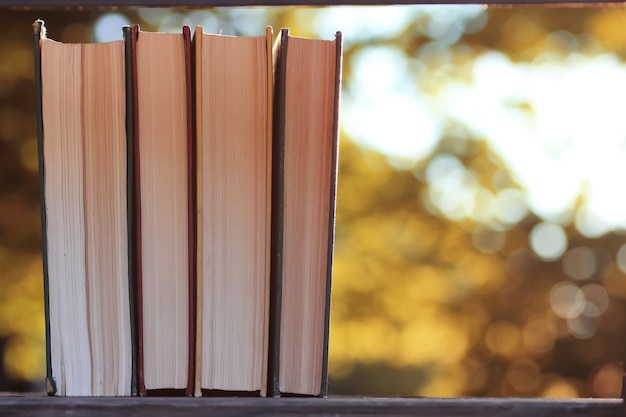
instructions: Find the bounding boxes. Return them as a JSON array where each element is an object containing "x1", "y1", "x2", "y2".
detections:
[{"x1": 33, "y1": 20, "x2": 341, "y2": 398}]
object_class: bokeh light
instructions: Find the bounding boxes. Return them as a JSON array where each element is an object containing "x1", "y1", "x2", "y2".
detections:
[
  {"x1": 530, "y1": 223, "x2": 568, "y2": 261},
  {"x1": 93, "y1": 13, "x2": 130, "y2": 42},
  {"x1": 550, "y1": 281, "x2": 585, "y2": 319},
  {"x1": 563, "y1": 247, "x2": 598, "y2": 281}
]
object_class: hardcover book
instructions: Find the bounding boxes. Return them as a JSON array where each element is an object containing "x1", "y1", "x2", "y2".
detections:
[
  {"x1": 34, "y1": 20, "x2": 342, "y2": 398},
  {"x1": 34, "y1": 20, "x2": 134, "y2": 396},
  {"x1": 129, "y1": 25, "x2": 195, "y2": 396},
  {"x1": 193, "y1": 26, "x2": 273, "y2": 397},
  {"x1": 268, "y1": 28, "x2": 342, "y2": 398}
]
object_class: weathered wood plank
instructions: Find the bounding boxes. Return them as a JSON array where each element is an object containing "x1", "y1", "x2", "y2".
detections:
[{"x1": 0, "y1": 396, "x2": 622, "y2": 417}]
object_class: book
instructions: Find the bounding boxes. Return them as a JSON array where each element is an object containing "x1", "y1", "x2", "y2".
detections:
[
  {"x1": 268, "y1": 28, "x2": 342, "y2": 397},
  {"x1": 193, "y1": 26, "x2": 273, "y2": 397},
  {"x1": 129, "y1": 25, "x2": 195, "y2": 396},
  {"x1": 34, "y1": 20, "x2": 134, "y2": 396},
  {"x1": 34, "y1": 20, "x2": 341, "y2": 398}
]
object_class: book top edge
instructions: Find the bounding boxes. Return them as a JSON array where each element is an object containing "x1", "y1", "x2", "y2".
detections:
[
  {"x1": 40, "y1": 37, "x2": 125, "y2": 46},
  {"x1": 284, "y1": 34, "x2": 340, "y2": 43},
  {"x1": 195, "y1": 26, "x2": 272, "y2": 40}
]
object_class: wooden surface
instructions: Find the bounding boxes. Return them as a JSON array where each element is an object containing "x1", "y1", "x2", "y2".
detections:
[
  {"x1": 0, "y1": 396, "x2": 623, "y2": 417},
  {"x1": 1, "y1": 0, "x2": 625, "y2": 7}
]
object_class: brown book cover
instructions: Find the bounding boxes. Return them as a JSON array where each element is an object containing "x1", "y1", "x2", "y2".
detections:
[
  {"x1": 268, "y1": 28, "x2": 343, "y2": 398},
  {"x1": 130, "y1": 25, "x2": 195, "y2": 397},
  {"x1": 184, "y1": 24, "x2": 197, "y2": 400},
  {"x1": 123, "y1": 24, "x2": 139, "y2": 398}
]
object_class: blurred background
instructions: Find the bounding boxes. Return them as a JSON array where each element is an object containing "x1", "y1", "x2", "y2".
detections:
[{"x1": 1, "y1": 4, "x2": 626, "y2": 397}]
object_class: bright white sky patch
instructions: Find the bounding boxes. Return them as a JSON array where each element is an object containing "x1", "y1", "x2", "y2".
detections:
[
  {"x1": 444, "y1": 52, "x2": 626, "y2": 232},
  {"x1": 315, "y1": 5, "x2": 486, "y2": 45},
  {"x1": 344, "y1": 46, "x2": 443, "y2": 161},
  {"x1": 315, "y1": 6, "x2": 419, "y2": 44},
  {"x1": 347, "y1": 42, "x2": 626, "y2": 233}
]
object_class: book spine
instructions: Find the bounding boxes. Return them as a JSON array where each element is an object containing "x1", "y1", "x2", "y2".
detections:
[
  {"x1": 261, "y1": 25, "x2": 274, "y2": 399},
  {"x1": 267, "y1": 27, "x2": 289, "y2": 398},
  {"x1": 183, "y1": 25, "x2": 196, "y2": 398},
  {"x1": 320, "y1": 31, "x2": 343, "y2": 399},
  {"x1": 123, "y1": 25, "x2": 138, "y2": 398},
  {"x1": 33, "y1": 18, "x2": 56, "y2": 397},
  {"x1": 129, "y1": 24, "x2": 146, "y2": 398},
  {"x1": 192, "y1": 25, "x2": 203, "y2": 398}
]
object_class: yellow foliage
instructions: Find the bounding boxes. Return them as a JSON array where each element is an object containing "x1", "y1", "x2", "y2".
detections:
[
  {"x1": 521, "y1": 315, "x2": 557, "y2": 355},
  {"x1": 395, "y1": 308, "x2": 469, "y2": 367},
  {"x1": 457, "y1": 302, "x2": 490, "y2": 346},
  {"x1": 329, "y1": 317, "x2": 399, "y2": 364},
  {"x1": 331, "y1": 251, "x2": 383, "y2": 297},
  {"x1": 329, "y1": 303, "x2": 471, "y2": 373},
  {"x1": 455, "y1": 252, "x2": 506, "y2": 292},
  {"x1": 19, "y1": 137, "x2": 39, "y2": 172},
  {"x1": 485, "y1": 320, "x2": 521, "y2": 358},
  {"x1": 0, "y1": 42, "x2": 35, "y2": 82},
  {"x1": 0, "y1": 253, "x2": 45, "y2": 382},
  {"x1": 3, "y1": 335, "x2": 46, "y2": 381},
  {"x1": 336, "y1": 143, "x2": 398, "y2": 218},
  {"x1": 417, "y1": 365, "x2": 467, "y2": 397},
  {"x1": 501, "y1": 13, "x2": 547, "y2": 57},
  {"x1": 346, "y1": 217, "x2": 406, "y2": 264},
  {"x1": 540, "y1": 374, "x2": 581, "y2": 398},
  {"x1": 602, "y1": 264, "x2": 626, "y2": 299},
  {"x1": 405, "y1": 266, "x2": 454, "y2": 303},
  {"x1": 585, "y1": 11, "x2": 626, "y2": 53},
  {"x1": 505, "y1": 359, "x2": 542, "y2": 394}
]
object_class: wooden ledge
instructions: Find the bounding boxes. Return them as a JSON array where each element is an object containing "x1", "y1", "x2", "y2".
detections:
[{"x1": 0, "y1": 395, "x2": 622, "y2": 417}]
